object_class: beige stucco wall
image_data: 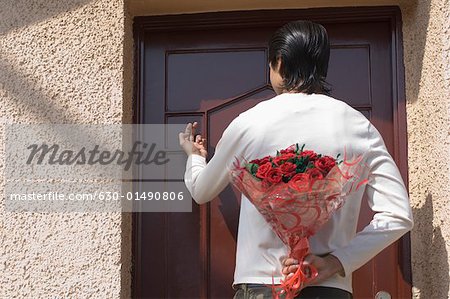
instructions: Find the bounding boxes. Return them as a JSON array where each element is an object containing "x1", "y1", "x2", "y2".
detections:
[
  {"x1": 402, "y1": 1, "x2": 450, "y2": 298},
  {"x1": 0, "y1": 0, "x2": 448, "y2": 298},
  {"x1": 0, "y1": 0, "x2": 131, "y2": 298}
]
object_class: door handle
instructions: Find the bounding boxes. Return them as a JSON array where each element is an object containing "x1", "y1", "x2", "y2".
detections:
[{"x1": 375, "y1": 291, "x2": 392, "y2": 299}]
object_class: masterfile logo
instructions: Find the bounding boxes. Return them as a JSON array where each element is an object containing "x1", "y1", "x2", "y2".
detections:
[{"x1": 5, "y1": 124, "x2": 191, "y2": 213}]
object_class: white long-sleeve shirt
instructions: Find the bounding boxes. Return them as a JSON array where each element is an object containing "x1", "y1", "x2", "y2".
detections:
[{"x1": 183, "y1": 92, "x2": 414, "y2": 294}]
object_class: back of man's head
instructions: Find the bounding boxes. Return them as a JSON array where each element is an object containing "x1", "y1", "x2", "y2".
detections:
[{"x1": 268, "y1": 20, "x2": 331, "y2": 95}]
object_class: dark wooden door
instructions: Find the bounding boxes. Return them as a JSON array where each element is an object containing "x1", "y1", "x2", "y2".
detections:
[{"x1": 133, "y1": 7, "x2": 411, "y2": 299}]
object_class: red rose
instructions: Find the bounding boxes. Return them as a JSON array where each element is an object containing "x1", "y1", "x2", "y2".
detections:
[
  {"x1": 300, "y1": 150, "x2": 318, "y2": 161},
  {"x1": 250, "y1": 156, "x2": 271, "y2": 165},
  {"x1": 314, "y1": 156, "x2": 336, "y2": 175},
  {"x1": 273, "y1": 153, "x2": 297, "y2": 166},
  {"x1": 279, "y1": 162, "x2": 297, "y2": 177},
  {"x1": 290, "y1": 173, "x2": 310, "y2": 182},
  {"x1": 280, "y1": 144, "x2": 297, "y2": 154},
  {"x1": 288, "y1": 173, "x2": 310, "y2": 192},
  {"x1": 306, "y1": 168, "x2": 324, "y2": 180},
  {"x1": 272, "y1": 156, "x2": 284, "y2": 166},
  {"x1": 266, "y1": 168, "x2": 283, "y2": 184},
  {"x1": 255, "y1": 162, "x2": 272, "y2": 179},
  {"x1": 282, "y1": 152, "x2": 297, "y2": 159}
]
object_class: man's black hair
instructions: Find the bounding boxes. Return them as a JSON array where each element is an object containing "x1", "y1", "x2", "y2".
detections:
[{"x1": 268, "y1": 20, "x2": 331, "y2": 95}]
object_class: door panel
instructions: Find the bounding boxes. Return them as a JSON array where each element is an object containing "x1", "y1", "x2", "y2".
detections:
[
  {"x1": 133, "y1": 7, "x2": 410, "y2": 299},
  {"x1": 166, "y1": 49, "x2": 267, "y2": 112}
]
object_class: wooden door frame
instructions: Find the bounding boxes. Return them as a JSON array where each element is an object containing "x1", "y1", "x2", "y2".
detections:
[{"x1": 131, "y1": 6, "x2": 411, "y2": 298}]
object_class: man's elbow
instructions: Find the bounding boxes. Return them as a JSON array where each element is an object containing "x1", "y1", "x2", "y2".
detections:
[
  {"x1": 405, "y1": 215, "x2": 414, "y2": 231},
  {"x1": 191, "y1": 192, "x2": 212, "y2": 205},
  {"x1": 192, "y1": 196, "x2": 207, "y2": 205},
  {"x1": 403, "y1": 205, "x2": 414, "y2": 231},
  {"x1": 396, "y1": 213, "x2": 414, "y2": 234}
]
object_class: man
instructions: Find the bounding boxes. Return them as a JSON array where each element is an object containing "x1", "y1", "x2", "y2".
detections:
[{"x1": 179, "y1": 20, "x2": 413, "y2": 298}]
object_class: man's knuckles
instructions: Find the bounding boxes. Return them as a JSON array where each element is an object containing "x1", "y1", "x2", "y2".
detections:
[
  {"x1": 282, "y1": 258, "x2": 298, "y2": 266},
  {"x1": 282, "y1": 265, "x2": 299, "y2": 275}
]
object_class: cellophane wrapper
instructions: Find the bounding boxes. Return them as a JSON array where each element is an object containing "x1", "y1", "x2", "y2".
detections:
[{"x1": 228, "y1": 154, "x2": 369, "y2": 299}]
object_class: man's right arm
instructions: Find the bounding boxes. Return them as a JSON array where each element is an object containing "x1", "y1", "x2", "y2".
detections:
[{"x1": 184, "y1": 115, "x2": 252, "y2": 205}]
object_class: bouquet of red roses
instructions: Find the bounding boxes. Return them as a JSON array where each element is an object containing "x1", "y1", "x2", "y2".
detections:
[{"x1": 228, "y1": 143, "x2": 368, "y2": 299}]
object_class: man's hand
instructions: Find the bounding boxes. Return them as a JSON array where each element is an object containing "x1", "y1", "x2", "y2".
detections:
[
  {"x1": 281, "y1": 254, "x2": 345, "y2": 285},
  {"x1": 179, "y1": 122, "x2": 207, "y2": 158}
]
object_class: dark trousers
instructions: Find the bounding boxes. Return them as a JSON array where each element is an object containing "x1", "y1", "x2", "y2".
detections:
[{"x1": 232, "y1": 283, "x2": 353, "y2": 299}]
